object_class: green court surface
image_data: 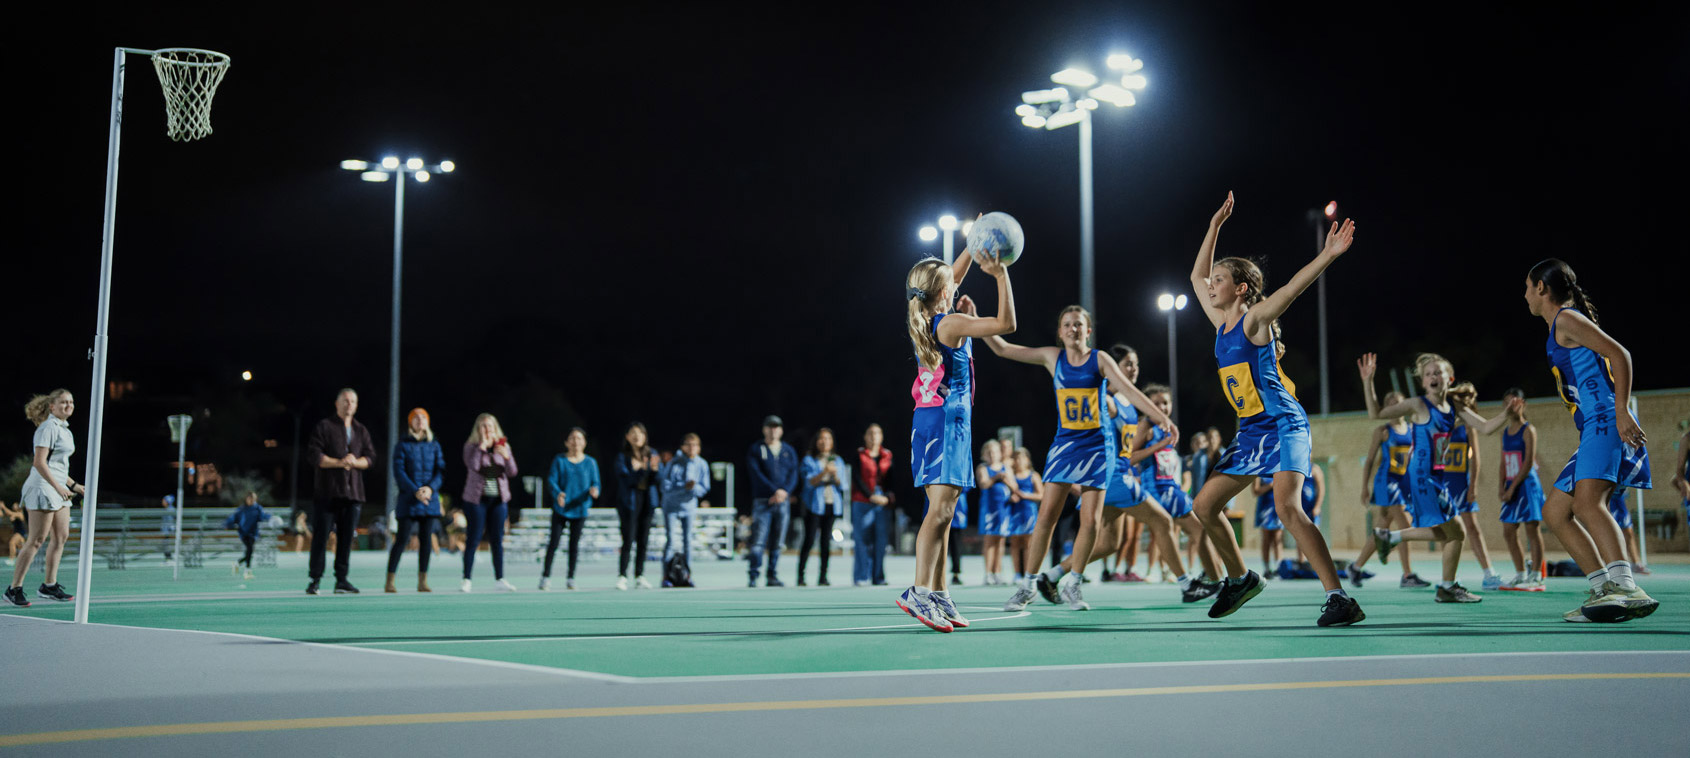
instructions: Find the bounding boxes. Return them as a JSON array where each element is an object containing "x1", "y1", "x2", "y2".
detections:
[{"x1": 5, "y1": 553, "x2": 1686, "y2": 679}]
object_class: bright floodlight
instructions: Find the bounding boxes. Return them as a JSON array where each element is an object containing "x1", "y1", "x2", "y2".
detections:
[
  {"x1": 340, "y1": 160, "x2": 369, "y2": 171},
  {"x1": 1157, "y1": 293, "x2": 1175, "y2": 311},
  {"x1": 1079, "y1": 98, "x2": 1099, "y2": 110},
  {"x1": 1022, "y1": 114, "x2": 1047, "y2": 128},
  {"x1": 1015, "y1": 104, "x2": 1037, "y2": 117},
  {"x1": 415, "y1": 170, "x2": 430, "y2": 182},
  {"x1": 938, "y1": 215, "x2": 958, "y2": 231},
  {"x1": 381, "y1": 156, "x2": 400, "y2": 169},
  {"x1": 361, "y1": 171, "x2": 391, "y2": 182},
  {"x1": 1324, "y1": 200, "x2": 1338, "y2": 219},
  {"x1": 1051, "y1": 68, "x2": 1098, "y2": 88},
  {"x1": 919, "y1": 226, "x2": 939, "y2": 242},
  {"x1": 1106, "y1": 53, "x2": 1133, "y2": 70},
  {"x1": 406, "y1": 158, "x2": 424, "y2": 170},
  {"x1": 1175, "y1": 294, "x2": 1189, "y2": 310},
  {"x1": 241, "y1": 370, "x2": 252, "y2": 381},
  {"x1": 1022, "y1": 88, "x2": 1068, "y2": 105},
  {"x1": 439, "y1": 160, "x2": 455, "y2": 173},
  {"x1": 961, "y1": 220, "x2": 974, "y2": 236},
  {"x1": 1121, "y1": 74, "x2": 1149, "y2": 90},
  {"x1": 1089, "y1": 84, "x2": 1137, "y2": 108},
  {"x1": 1045, "y1": 109, "x2": 1085, "y2": 130}
]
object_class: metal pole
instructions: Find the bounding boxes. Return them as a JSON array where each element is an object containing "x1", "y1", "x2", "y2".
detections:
[
  {"x1": 1627, "y1": 397, "x2": 1647, "y2": 566},
  {"x1": 1166, "y1": 311, "x2": 1178, "y2": 425},
  {"x1": 1078, "y1": 109, "x2": 1096, "y2": 317},
  {"x1": 289, "y1": 409, "x2": 301, "y2": 512},
  {"x1": 1315, "y1": 219, "x2": 1330, "y2": 415},
  {"x1": 387, "y1": 172, "x2": 404, "y2": 517},
  {"x1": 172, "y1": 432, "x2": 185, "y2": 581},
  {"x1": 942, "y1": 228, "x2": 953, "y2": 265},
  {"x1": 73, "y1": 47, "x2": 129, "y2": 624}
]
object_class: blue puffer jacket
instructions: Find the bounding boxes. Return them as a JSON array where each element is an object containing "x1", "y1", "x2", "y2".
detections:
[{"x1": 393, "y1": 436, "x2": 447, "y2": 518}]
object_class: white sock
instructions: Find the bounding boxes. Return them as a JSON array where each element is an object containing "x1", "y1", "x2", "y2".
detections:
[
  {"x1": 1177, "y1": 574, "x2": 1192, "y2": 589},
  {"x1": 932, "y1": 590, "x2": 949, "y2": 599},
  {"x1": 1586, "y1": 570, "x2": 1608, "y2": 593},
  {"x1": 1483, "y1": 567, "x2": 1499, "y2": 579},
  {"x1": 1042, "y1": 565, "x2": 1067, "y2": 583},
  {"x1": 1605, "y1": 561, "x2": 1636, "y2": 591},
  {"x1": 914, "y1": 585, "x2": 931, "y2": 595},
  {"x1": 1386, "y1": 531, "x2": 1404, "y2": 546},
  {"x1": 1437, "y1": 580, "x2": 1455, "y2": 589}
]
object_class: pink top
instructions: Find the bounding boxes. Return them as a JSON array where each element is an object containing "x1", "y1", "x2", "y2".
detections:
[{"x1": 462, "y1": 442, "x2": 519, "y2": 504}]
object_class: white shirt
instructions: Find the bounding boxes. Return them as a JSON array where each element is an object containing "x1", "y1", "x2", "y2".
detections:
[{"x1": 22, "y1": 416, "x2": 75, "y2": 510}]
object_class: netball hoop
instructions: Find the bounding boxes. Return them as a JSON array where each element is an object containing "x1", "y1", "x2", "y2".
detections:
[{"x1": 74, "y1": 47, "x2": 230, "y2": 625}]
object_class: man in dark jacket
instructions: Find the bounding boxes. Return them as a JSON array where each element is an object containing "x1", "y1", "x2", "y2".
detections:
[
  {"x1": 746, "y1": 415, "x2": 798, "y2": 587},
  {"x1": 305, "y1": 388, "x2": 377, "y2": 595}
]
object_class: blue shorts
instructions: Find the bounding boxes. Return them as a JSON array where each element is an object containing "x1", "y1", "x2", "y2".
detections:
[
  {"x1": 1007, "y1": 499, "x2": 1038, "y2": 536},
  {"x1": 1607, "y1": 488, "x2": 1633, "y2": 529},
  {"x1": 1370, "y1": 476, "x2": 1408, "y2": 507},
  {"x1": 1216, "y1": 416, "x2": 1312, "y2": 478},
  {"x1": 978, "y1": 497, "x2": 1009, "y2": 536},
  {"x1": 1406, "y1": 445, "x2": 1454, "y2": 528},
  {"x1": 1154, "y1": 485, "x2": 1193, "y2": 519},
  {"x1": 911, "y1": 406, "x2": 973, "y2": 490},
  {"x1": 1103, "y1": 465, "x2": 1149, "y2": 508},
  {"x1": 1499, "y1": 473, "x2": 1544, "y2": 524},
  {"x1": 1554, "y1": 420, "x2": 1651, "y2": 495},
  {"x1": 1042, "y1": 437, "x2": 1112, "y2": 488},
  {"x1": 1255, "y1": 499, "x2": 1281, "y2": 530}
]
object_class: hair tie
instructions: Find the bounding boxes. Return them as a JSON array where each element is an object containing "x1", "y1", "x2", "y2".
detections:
[{"x1": 906, "y1": 286, "x2": 928, "y2": 301}]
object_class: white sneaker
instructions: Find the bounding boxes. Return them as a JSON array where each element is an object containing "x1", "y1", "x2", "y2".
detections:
[
  {"x1": 539, "y1": 577, "x2": 552, "y2": 591},
  {"x1": 566, "y1": 578, "x2": 576, "y2": 590},
  {"x1": 1004, "y1": 579, "x2": 1038, "y2": 611},
  {"x1": 636, "y1": 576, "x2": 653, "y2": 590},
  {"x1": 1060, "y1": 575, "x2": 1090, "y2": 610},
  {"x1": 616, "y1": 576, "x2": 629, "y2": 591},
  {"x1": 895, "y1": 587, "x2": 953, "y2": 632},
  {"x1": 931, "y1": 593, "x2": 970, "y2": 628},
  {"x1": 460, "y1": 579, "x2": 472, "y2": 593},
  {"x1": 495, "y1": 579, "x2": 517, "y2": 592},
  {"x1": 243, "y1": 569, "x2": 254, "y2": 580}
]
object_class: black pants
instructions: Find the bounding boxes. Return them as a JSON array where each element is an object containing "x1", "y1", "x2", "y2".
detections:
[
  {"x1": 387, "y1": 516, "x2": 438, "y2": 573},
  {"x1": 239, "y1": 535, "x2": 255, "y2": 567},
  {"x1": 949, "y1": 526, "x2": 965, "y2": 575},
  {"x1": 544, "y1": 515, "x2": 584, "y2": 579},
  {"x1": 309, "y1": 498, "x2": 361, "y2": 581},
  {"x1": 797, "y1": 511, "x2": 836, "y2": 580},
  {"x1": 462, "y1": 501, "x2": 507, "y2": 580},
  {"x1": 618, "y1": 498, "x2": 656, "y2": 577}
]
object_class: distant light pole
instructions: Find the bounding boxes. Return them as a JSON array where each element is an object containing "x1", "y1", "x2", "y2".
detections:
[
  {"x1": 1307, "y1": 200, "x2": 1337, "y2": 415},
  {"x1": 918, "y1": 214, "x2": 970, "y2": 264},
  {"x1": 1015, "y1": 53, "x2": 1147, "y2": 317},
  {"x1": 167, "y1": 414, "x2": 192, "y2": 581},
  {"x1": 1156, "y1": 293, "x2": 1188, "y2": 424},
  {"x1": 339, "y1": 155, "x2": 453, "y2": 514}
]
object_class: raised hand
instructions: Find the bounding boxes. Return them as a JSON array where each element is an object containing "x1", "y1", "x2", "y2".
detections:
[
  {"x1": 1322, "y1": 218, "x2": 1357, "y2": 258},
  {"x1": 956, "y1": 294, "x2": 978, "y2": 316},
  {"x1": 1211, "y1": 191, "x2": 1234, "y2": 228},
  {"x1": 1357, "y1": 352, "x2": 1377, "y2": 382},
  {"x1": 975, "y1": 249, "x2": 1006, "y2": 278}
]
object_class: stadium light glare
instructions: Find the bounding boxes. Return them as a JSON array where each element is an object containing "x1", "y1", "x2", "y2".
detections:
[
  {"x1": 340, "y1": 160, "x2": 369, "y2": 171},
  {"x1": 1106, "y1": 53, "x2": 1133, "y2": 70},
  {"x1": 1088, "y1": 84, "x2": 1136, "y2": 108},
  {"x1": 361, "y1": 171, "x2": 391, "y2": 182},
  {"x1": 241, "y1": 370, "x2": 252, "y2": 381},
  {"x1": 1122, "y1": 74, "x2": 1149, "y2": 90},
  {"x1": 1051, "y1": 68, "x2": 1098, "y2": 88},
  {"x1": 919, "y1": 226, "x2": 939, "y2": 242},
  {"x1": 1157, "y1": 293, "x2": 1175, "y2": 311},
  {"x1": 1022, "y1": 114, "x2": 1047, "y2": 128},
  {"x1": 439, "y1": 160, "x2": 455, "y2": 173},
  {"x1": 1015, "y1": 104, "x2": 1037, "y2": 117},
  {"x1": 1044, "y1": 109, "x2": 1085, "y2": 130},
  {"x1": 405, "y1": 158, "x2": 424, "y2": 170},
  {"x1": 1175, "y1": 294, "x2": 1188, "y2": 310},
  {"x1": 938, "y1": 215, "x2": 958, "y2": 231},
  {"x1": 381, "y1": 156, "x2": 399, "y2": 169},
  {"x1": 1324, "y1": 200, "x2": 1338, "y2": 219},
  {"x1": 961, "y1": 220, "x2": 974, "y2": 237},
  {"x1": 415, "y1": 170, "x2": 430, "y2": 182}
]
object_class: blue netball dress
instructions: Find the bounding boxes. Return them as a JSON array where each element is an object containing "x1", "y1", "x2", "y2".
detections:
[
  {"x1": 977, "y1": 463, "x2": 1012, "y2": 536},
  {"x1": 1546, "y1": 308, "x2": 1651, "y2": 494},
  {"x1": 1498, "y1": 422, "x2": 1545, "y2": 523},
  {"x1": 1606, "y1": 487, "x2": 1634, "y2": 530},
  {"x1": 1213, "y1": 318, "x2": 1311, "y2": 477},
  {"x1": 1371, "y1": 423, "x2": 1412, "y2": 507},
  {"x1": 1042, "y1": 349, "x2": 1112, "y2": 487},
  {"x1": 1137, "y1": 424, "x2": 1193, "y2": 518},
  {"x1": 1299, "y1": 477, "x2": 1320, "y2": 525},
  {"x1": 1254, "y1": 477, "x2": 1281, "y2": 530},
  {"x1": 1406, "y1": 395, "x2": 1455, "y2": 528},
  {"x1": 1443, "y1": 423, "x2": 1477, "y2": 514},
  {"x1": 1010, "y1": 473, "x2": 1039, "y2": 535},
  {"x1": 911, "y1": 313, "x2": 975, "y2": 489},
  {"x1": 1103, "y1": 393, "x2": 1149, "y2": 508}
]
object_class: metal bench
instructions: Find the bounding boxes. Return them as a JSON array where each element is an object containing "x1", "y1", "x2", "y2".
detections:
[{"x1": 503, "y1": 508, "x2": 738, "y2": 566}]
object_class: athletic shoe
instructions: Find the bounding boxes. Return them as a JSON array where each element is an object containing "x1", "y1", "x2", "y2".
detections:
[
  {"x1": 305, "y1": 580, "x2": 320, "y2": 595},
  {"x1": 1207, "y1": 571, "x2": 1265, "y2": 619},
  {"x1": 1161, "y1": 572, "x2": 1178, "y2": 584},
  {"x1": 1635, "y1": 564, "x2": 1652, "y2": 576},
  {"x1": 616, "y1": 576, "x2": 629, "y2": 591},
  {"x1": 1434, "y1": 583, "x2": 1481, "y2": 603},
  {"x1": 231, "y1": 561, "x2": 240, "y2": 576},
  {"x1": 950, "y1": 573, "x2": 965, "y2": 586},
  {"x1": 4, "y1": 586, "x2": 30, "y2": 607},
  {"x1": 1607, "y1": 581, "x2": 1659, "y2": 620},
  {"x1": 1373, "y1": 528, "x2": 1396, "y2": 565},
  {"x1": 243, "y1": 569, "x2": 254, "y2": 580},
  {"x1": 1317, "y1": 594, "x2": 1366, "y2": 627},
  {"x1": 1517, "y1": 578, "x2": 1546, "y2": 592},
  {"x1": 566, "y1": 578, "x2": 576, "y2": 590},
  {"x1": 495, "y1": 579, "x2": 517, "y2": 592},
  {"x1": 1059, "y1": 575, "x2": 1090, "y2": 611},
  {"x1": 1122, "y1": 571, "x2": 1146, "y2": 583},
  {"x1": 766, "y1": 577, "x2": 785, "y2": 588},
  {"x1": 35, "y1": 583, "x2": 72, "y2": 602},
  {"x1": 1003, "y1": 580, "x2": 1038, "y2": 611},
  {"x1": 1570, "y1": 586, "x2": 1629, "y2": 623},
  {"x1": 460, "y1": 579, "x2": 472, "y2": 593},
  {"x1": 1349, "y1": 567, "x2": 1366, "y2": 589},
  {"x1": 1400, "y1": 573, "x2": 1431, "y2": 589},
  {"x1": 636, "y1": 576, "x2": 653, "y2": 589},
  {"x1": 895, "y1": 587, "x2": 953, "y2": 633},
  {"x1": 1499, "y1": 572, "x2": 1528, "y2": 591},
  {"x1": 1481, "y1": 574, "x2": 1503, "y2": 591},
  {"x1": 1035, "y1": 574, "x2": 1061, "y2": 604},
  {"x1": 931, "y1": 593, "x2": 970, "y2": 628},
  {"x1": 747, "y1": 577, "x2": 758, "y2": 588},
  {"x1": 797, "y1": 577, "x2": 808, "y2": 587},
  {"x1": 333, "y1": 580, "x2": 360, "y2": 595},
  {"x1": 539, "y1": 577, "x2": 552, "y2": 591},
  {"x1": 1181, "y1": 578, "x2": 1222, "y2": 603},
  {"x1": 1080, "y1": 574, "x2": 1092, "y2": 584}
]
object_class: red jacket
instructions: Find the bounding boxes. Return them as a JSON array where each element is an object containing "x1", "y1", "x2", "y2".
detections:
[{"x1": 853, "y1": 447, "x2": 894, "y2": 504}]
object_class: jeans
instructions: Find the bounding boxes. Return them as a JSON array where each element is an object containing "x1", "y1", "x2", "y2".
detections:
[
  {"x1": 309, "y1": 498, "x2": 361, "y2": 582},
  {"x1": 238, "y1": 535, "x2": 255, "y2": 567},
  {"x1": 851, "y1": 501, "x2": 889, "y2": 585},
  {"x1": 387, "y1": 516, "x2": 438, "y2": 573},
  {"x1": 747, "y1": 498, "x2": 790, "y2": 580},
  {"x1": 543, "y1": 514, "x2": 584, "y2": 579},
  {"x1": 798, "y1": 510, "x2": 837, "y2": 581},
  {"x1": 618, "y1": 499, "x2": 656, "y2": 578},
  {"x1": 462, "y1": 500, "x2": 508, "y2": 580},
  {"x1": 664, "y1": 506, "x2": 694, "y2": 563}
]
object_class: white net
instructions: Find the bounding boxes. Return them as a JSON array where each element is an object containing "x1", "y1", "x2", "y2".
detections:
[{"x1": 150, "y1": 48, "x2": 230, "y2": 142}]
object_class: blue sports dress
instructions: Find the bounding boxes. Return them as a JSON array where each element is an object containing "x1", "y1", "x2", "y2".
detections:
[
  {"x1": 1103, "y1": 394, "x2": 1149, "y2": 509},
  {"x1": 1498, "y1": 422, "x2": 1545, "y2": 524},
  {"x1": 1371, "y1": 423, "x2": 1412, "y2": 507},
  {"x1": 911, "y1": 313, "x2": 975, "y2": 489},
  {"x1": 1606, "y1": 487, "x2": 1634, "y2": 530},
  {"x1": 1299, "y1": 476, "x2": 1320, "y2": 526},
  {"x1": 1213, "y1": 318, "x2": 1311, "y2": 477},
  {"x1": 1254, "y1": 476, "x2": 1281, "y2": 530},
  {"x1": 1406, "y1": 395, "x2": 1455, "y2": 529},
  {"x1": 1009, "y1": 473, "x2": 1039, "y2": 536},
  {"x1": 1138, "y1": 424, "x2": 1193, "y2": 518},
  {"x1": 1042, "y1": 349, "x2": 1113, "y2": 487},
  {"x1": 1546, "y1": 308, "x2": 1650, "y2": 494},
  {"x1": 1443, "y1": 423, "x2": 1478, "y2": 515},
  {"x1": 977, "y1": 463, "x2": 1012, "y2": 536}
]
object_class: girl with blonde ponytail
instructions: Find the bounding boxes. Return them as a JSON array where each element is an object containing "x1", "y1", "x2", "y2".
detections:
[
  {"x1": 896, "y1": 241, "x2": 1016, "y2": 633},
  {"x1": 7, "y1": 389, "x2": 83, "y2": 607}
]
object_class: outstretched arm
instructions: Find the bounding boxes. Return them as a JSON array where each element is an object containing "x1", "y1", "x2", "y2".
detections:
[
  {"x1": 936, "y1": 254, "x2": 1016, "y2": 344},
  {"x1": 1190, "y1": 192, "x2": 1234, "y2": 330},
  {"x1": 1243, "y1": 218, "x2": 1355, "y2": 340},
  {"x1": 1457, "y1": 407, "x2": 1508, "y2": 437},
  {"x1": 1098, "y1": 352, "x2": 1175, "y2": 434},
  {"x1": 1360, "y1": 425, "x2": 1387, "y2": 504},
  {"x1": 1554, "y1": 309, "x2": 1645, "y2": 447},
  {"x1": 1359, "y1": 353, "x2": 1420, "y2": 420},
  {"x1": 983, "y1": 336, "x2": 1058, "y2": 370}
]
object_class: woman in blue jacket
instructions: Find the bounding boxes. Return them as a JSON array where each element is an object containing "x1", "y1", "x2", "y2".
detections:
[
  {"x1": 797, "y1": 428, "x2": 849, "y2": 586},
  {"x1": 389, "y1": 408, "x2": 447, "y2": 593},
  {"x1": 614, "y1": 422, "x2": 662, "y2": 590},
  {"x1": 544, "y1": 427, "x2": 601, "y2": 590}
]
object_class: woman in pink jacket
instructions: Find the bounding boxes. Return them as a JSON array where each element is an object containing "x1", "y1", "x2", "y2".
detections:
[{"x1": 462, "y1": 413, "x2": 518, "y2": 592}]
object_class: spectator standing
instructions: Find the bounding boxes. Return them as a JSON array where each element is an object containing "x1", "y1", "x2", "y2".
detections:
[
  {"x1": 3, "y1": 500, "x2": 24, "y2": 567},
  {"x1": 660, "y1": 433, "x2": 711, "y2": 579},
  {"x1": 797, "y1": 428, "x2": 850, "y2": 586},
  {"x1": 304, "y1": 388, "x2": 377, "y2": 596},
  {"x1": 461, "y1": 413, "x2": 518, "y2": 593},
  {"x1": 851, "y1": 423, "x2": 894, "y2": 587},
  {"x1": 543, "y1": 427, "x2": 600, "y2": 590},
  {"x1": 389, "y1": 408, "x2": 446, "y2": 593},
  {"x1": 5, "y1": 390, "x2": 84, "y2": 606},
  {"x1": 223, "y1": 491, "x2": 270, "y2": 579},
  {"x1": 745, "y1": 415, "x2": 798, "y2": 587},
  {"x1": 614, "y1": 422, "x2": 662, "y2": 590}
]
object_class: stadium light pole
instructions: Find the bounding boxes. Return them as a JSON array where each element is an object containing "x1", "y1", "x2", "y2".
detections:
[
  {"x1": 1307, "y1": 200, "x2": 1337, "y2": 415},
  {"x1": 1016, "y1": 53, "x2": 1147, "y2": 318},
  {"x1": 1157, "y1": 293, "x2": 1188, "y2": 424},
  {"x1": 340, "y1": 156, "x2": 454, "y2": 515},
  {"x1": 918, "y1": 215, "x2": 969, "y2": 264},
  {"x1": 167, "y1": 415, "x2": 192, "y2": 581}
]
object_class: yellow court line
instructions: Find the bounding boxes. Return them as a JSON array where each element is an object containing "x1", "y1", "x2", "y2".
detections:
[{"x1": 3, "y1": 672, "x2": 1685, "y2": 747}]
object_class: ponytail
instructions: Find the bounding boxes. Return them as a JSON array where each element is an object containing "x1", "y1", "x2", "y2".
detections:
[
  {"x1": 1528, "y1": 258, "x2": 1599, "y2": 325},
  {"x1": 1215, "y1": 257, "x2": 1265, "y2": 307},
  {"x1": 23, "y1": 389, "x2": 70, "y2": 427},
  {"x1": 905, "y1": 259, "x2": 950, "y2": 369}
]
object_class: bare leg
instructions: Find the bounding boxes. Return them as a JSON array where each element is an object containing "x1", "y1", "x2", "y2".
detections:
[
  {"x1": 1059, "y1": 505, "x2": 1126, "y2": 573},
  {"x1": 42, "y1": 509, "x2": 69, "y2": 586},
  {"x1": 1064, "y1": 489, "x2": 1108, "y2": 578},
  {"x1": 1389, "y1": 506, "x2": 1415, "y2": 576},
  {"x1": 1460, "y1": 511, "x2": 1493, "y2": 573},
  {"x1": 1118, "y1": 516, "x2": 1142, "y2": 574},
  {"x1": 1124, "y1": 499, "x2": 1186, "y2": 577},
  {"x1": 1542, "y1": 482, "x2": 1618, "y2": 574},
  {"x1": 1010, "y1": 535, "x2": 1030, "y2": 576},
  {"x1": 1391, "y1": 521, "x2": 1462, "y2": 583},
  {"x1": 1503, "y1": 522, "x2": 1525, "y2": 573},
  {"x1": 984, "y1": 535, "x2": 1003, "y2": 575},
  {"x1": 1262, "y1": 529, "x2": 1280, "y2": 571},
  {"x1": 1270, "y1": 473, "x2": 1339, "y2": 590},
  {"x1": 1193, "y1": 475, "x2": 1252, "y2": 579},
  {"x1": 914, "y1": 485, "x2": 960, "y2": 590},
  {"x1": 10, "y1": 510, "x2": 52, "y2": 588},
  {"x1": 1524, "y1": 522, "x2": 1544, "y2": 573},
  {"x1": 1172, "y1": 515, "x2": 1217, "y2": 578},
  {"x1": 1022, "y1": 485, "x2": 1075, "y2": 576}
]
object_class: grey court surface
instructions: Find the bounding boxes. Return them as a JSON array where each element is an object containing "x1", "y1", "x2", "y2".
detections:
[{"x1": 3, "y1": 612, "x2": 1687, "y2": 757}]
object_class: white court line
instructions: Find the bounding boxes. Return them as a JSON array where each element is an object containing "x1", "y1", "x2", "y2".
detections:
[{"x1": 339, "y1": 611, "x2": 1032, "y2": 646}]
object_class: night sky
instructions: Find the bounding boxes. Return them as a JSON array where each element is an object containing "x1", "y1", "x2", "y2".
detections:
[{"x1": 10, "y1": 3, "x2": 1687, "y2": 509}]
